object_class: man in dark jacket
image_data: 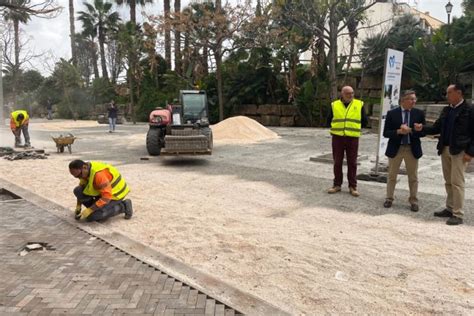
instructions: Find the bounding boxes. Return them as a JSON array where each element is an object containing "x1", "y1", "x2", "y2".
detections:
[
  {"x1": 422, "y1": 84, "x2": 474, "y2": 225},
  {"x1": 107, "y1": 100, "x2": 118, "y2": 133},
  {"x1": 383, "y1": 90, "x2": 426, "y2": 212}
]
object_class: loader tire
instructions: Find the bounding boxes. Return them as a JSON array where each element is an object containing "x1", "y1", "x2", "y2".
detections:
[{"x1": 146, "y1": 128, "x2": 163, "y2": 156}]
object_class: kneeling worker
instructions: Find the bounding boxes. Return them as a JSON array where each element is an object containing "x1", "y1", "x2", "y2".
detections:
[{"x1": 69, "y1": 160, "x2": 133, "y2": 221}]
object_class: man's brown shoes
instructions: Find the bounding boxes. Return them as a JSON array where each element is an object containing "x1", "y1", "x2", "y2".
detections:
[
  {"x1": 327, "y1": 186, "x2": 341, "y2": 194},
  {"x1": 349, "y1": 187, "x2": 360, "y2": 197}
]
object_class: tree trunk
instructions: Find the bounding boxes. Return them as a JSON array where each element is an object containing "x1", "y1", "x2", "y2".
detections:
[
  {"x1": 328, "y1": 18, "x2": 338, "y2": 100},
  {"x1": 14, "y1": 20, "x2": 19, "y2": 69},
  {"x1": 12, "y1": 19, "x2": 19, "y2": 107},
  {"x1": 0, "y1": 58, "x2": 4, "y2": 126},
  {"x1": 287, "y1": 53, "x2": 299, "y2": 103},
  {"x1": 69, "y1": 0, "x2": 77, "y2": 66},
  {"x1": 343, "y1": 35, "x2": 355, "y2": 84},
  {"x1": 164, "y1": 0, "x2": 171, "y2": 69},
  {"x1": 216, "y1": 52, "x2": 224, "y2": 121},
  {"x1": 202, "y1": 43, "x2": 208, "y2": 75},
  {"x1": 98, "y1": 24, "x2": 109, "y2": 80},
  {"x1": 174, "y1": 0, "x2": 181, "y2": 75},
  {"x1": 129, "y1": 0, "x2": 137, "y2": 123},
  {"x1": 91, "y1": 42, "x2": 100, "y2": 79},
  {"x1": 130, "y1": 0, "x2": 136, "y2": 25},
  {"x1": 183, "y1": 32, "x2": 190, "y2": 76},
  {"x1": 215, "y1": 0, "x2": 223, "y2": 121},
  {"x1": 129, "y1": 69, "x2": 136, "y2": 124}
]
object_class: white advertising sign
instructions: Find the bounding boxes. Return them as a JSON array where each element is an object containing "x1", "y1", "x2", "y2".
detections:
[{"x1": 377, "y1": 49, "x2": 404, "y2": 159}]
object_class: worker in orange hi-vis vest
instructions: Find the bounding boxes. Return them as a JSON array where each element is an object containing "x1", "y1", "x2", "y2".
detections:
[{"x1": 10, "y1": 110, "x2": 31, "y2": 148}]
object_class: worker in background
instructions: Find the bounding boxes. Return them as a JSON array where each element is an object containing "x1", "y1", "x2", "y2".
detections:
[
  {"x1": 107, "y1": 100, "x2": 118, "y2": 133},
  {"x1": 46, "y1": 99, "x2": 53, "y2": 120},
  {"x1": 69, "y1": 160, "x2": 133, "y2": 222},
  {"x1": 10, "y1": 110, "x2": 31, "y2": 148}
]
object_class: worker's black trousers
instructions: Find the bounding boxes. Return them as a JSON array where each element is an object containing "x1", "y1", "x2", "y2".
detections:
[{"x1": 73, "y1": 186, "x2": 125, "y2": 222}]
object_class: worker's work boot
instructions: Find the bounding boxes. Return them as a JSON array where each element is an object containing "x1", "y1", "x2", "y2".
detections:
[
  {"x1": 327, "y1": 186, "x2": 341, "y2": 194},
  {"x1": 349, "y1": 187, "x2": 360, "y2": 197},
  {"x1": 123, "y1": 199, "x2": 133, "y2": 219}
]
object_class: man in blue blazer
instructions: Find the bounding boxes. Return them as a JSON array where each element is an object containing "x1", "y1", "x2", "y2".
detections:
[{"x1": 383, "y1": 90, "x2": 426, "y2": 211}]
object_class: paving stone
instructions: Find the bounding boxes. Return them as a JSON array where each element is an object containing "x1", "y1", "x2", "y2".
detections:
[{"x1": 0, "y1": 200, "x2": 242, "y2": 315}]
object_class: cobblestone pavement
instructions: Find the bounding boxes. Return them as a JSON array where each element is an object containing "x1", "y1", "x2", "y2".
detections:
[{"x1": 0, "y1": 198, "x2": 242, "y2": 315}]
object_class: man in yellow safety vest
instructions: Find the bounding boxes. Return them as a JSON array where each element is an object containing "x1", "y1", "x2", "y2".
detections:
[
  {"x1": 69, "y1": 160, "x2": 133, "y2": 222},
  {"x1": 10, "y1": 110, "x2": 31, "y2": 148},
  {"x1": 326, "y1": 86, "x2": 368, "y2": 197}
]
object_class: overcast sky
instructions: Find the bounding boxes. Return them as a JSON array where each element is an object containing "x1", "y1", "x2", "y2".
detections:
[{"x1": 10, "y1": 0, "x2": 466, "y2": 76}]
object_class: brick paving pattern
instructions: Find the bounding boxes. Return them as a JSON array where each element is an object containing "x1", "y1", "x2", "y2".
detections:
[{"x1": 0, "y1": 199, "x2": 242, "y2": 315}]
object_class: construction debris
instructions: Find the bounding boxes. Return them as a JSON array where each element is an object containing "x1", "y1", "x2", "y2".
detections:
[
  {"x1": 3, "y1": 151, "x2": 48, "y2": 161},
  {"x1": 19, "y1": 242, "x2": 55, "y2": 256},
  {"x1": 0, "y1": 147, "x2": 14, "y2": 157}
]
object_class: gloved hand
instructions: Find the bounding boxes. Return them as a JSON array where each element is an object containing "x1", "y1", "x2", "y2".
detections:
[
  {"x1": 74, "y1": 206, "x2": 81, "y2": 220},
  {"x1": 79, "y1": 207, "x2": 94, "y2": 220},
  {"x1": 74, "y1": 203, "x2": 81, "y2": 220}
]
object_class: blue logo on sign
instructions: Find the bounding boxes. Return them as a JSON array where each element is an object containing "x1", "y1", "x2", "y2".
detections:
[{"x1": 389, "y1": 55, "x2": 396, "y2": 68}]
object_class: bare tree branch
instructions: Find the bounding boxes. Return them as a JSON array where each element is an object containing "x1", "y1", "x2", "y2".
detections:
[
  {"x1": 2, "y1": 22, "x2": 48, "y2": 74},
  {"x1": 338, "y1": 17, "x2": 393, "y2": 36},
  {"x1": 0, "y1": 0, "x2": 62, "y2": 18}
]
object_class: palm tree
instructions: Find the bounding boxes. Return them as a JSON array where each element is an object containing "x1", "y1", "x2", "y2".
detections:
[
  {"x1": 74, "y1": 34, "x2": 94, "y2": 84},
  {"x1": 78, "y1": 0, "x2": 120, "y2": 81},
  {"x1": 115, "y1": 0, "x2": 152, "y2": 124},
  {"x1": 115, "y1": 0, "x2": 153, "y2": 25},
  {"x1": 4, "y1": 0, "x2": 30, "y2": 107},
  {"x1": 69, "y1": 0, "x2": 77, "y2": 66},
  {"x1": 79, "y1": 24, "x2": 100, "y2": 81},
  {"x1": 342, "y1": 0, "x2": 366, "y2": 83}
]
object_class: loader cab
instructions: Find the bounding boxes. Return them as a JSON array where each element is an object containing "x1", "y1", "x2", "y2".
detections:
[{"x1": 179, "y1": 90, "x2": 209, "y2": 125}]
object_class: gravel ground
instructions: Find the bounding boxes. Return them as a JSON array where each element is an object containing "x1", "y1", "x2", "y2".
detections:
[{"x1": 0, "y1": 119, "x2": 473, "y2": 315}]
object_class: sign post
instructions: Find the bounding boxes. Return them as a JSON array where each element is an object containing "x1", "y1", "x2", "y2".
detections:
[{"x1": 374, "y1": 48, "x2": 404, "y2": 174}]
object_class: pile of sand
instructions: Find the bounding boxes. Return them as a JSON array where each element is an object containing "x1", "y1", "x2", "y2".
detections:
[{"x1": 211, "y1": 116, "x2": 279, "y2": 143}]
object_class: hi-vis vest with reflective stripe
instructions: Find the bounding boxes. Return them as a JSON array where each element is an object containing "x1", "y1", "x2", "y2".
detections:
[
  {"x1": 330, "y1": 99, "x2": 364, "y2": 138},
  {"x1": 83, "y1": 161, "x2": 129, "y2": 200},
  {"x1": 11, "y1": 110, "x2": 29, "y2": 127}
]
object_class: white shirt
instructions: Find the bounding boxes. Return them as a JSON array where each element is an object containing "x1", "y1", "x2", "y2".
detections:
[{"x1": 451, "y1": 99, "x2": 464, "y2": 108}]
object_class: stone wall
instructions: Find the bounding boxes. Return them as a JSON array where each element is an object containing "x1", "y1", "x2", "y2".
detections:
[
  {"x1": 369, "y1": 103, "x2": 447, "y2": 132},
  {"x1": 234, "y1": 104, "x2": 300, "y2": 127},
  {"x1": 233, "y1": 75, "x2": 385, "y2": 127}
]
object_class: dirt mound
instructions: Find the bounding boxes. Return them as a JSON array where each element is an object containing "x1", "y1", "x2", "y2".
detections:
[{"x1": 211, "y1": 116, "x2": 279, "y2": 143}]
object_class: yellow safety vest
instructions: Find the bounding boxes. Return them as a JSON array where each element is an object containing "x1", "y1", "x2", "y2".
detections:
[
  {"x1": 11, "y1": 110, "x2": 29, "y2": 127},
  {"x1": 330, "y1": 99, "x2": 364, "y2": 137},
  {"x1": 83, "y1": 161, "x2": 130, "y2": 200}
]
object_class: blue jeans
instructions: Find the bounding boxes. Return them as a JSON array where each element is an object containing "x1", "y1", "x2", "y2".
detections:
[{"x1": 109, "y1": 117, "x2": 117, "y2": 132}]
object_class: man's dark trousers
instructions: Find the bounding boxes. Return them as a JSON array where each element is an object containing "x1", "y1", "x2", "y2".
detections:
[
  {"x1": 73, "y1": 186, "x2": 124, "y2": 222},
  {"x1": 332, "y1": 135, "x2": 359, "y2": 188}
]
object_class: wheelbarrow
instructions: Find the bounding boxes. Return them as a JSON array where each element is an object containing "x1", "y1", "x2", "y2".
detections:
[{"x1": 51, "y1": 133, "x2": 76, "y2": 154}]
